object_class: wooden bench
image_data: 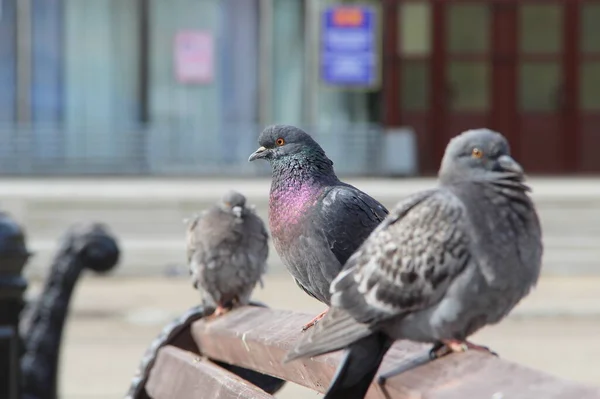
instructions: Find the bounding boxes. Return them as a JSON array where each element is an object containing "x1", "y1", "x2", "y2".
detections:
[{"x1": 142, "y1": 306, "x2": 600, "y2": 399}]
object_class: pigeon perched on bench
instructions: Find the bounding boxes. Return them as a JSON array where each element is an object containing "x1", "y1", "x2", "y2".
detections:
[
  {"x1": 186, "y1": 190, "x2": 269, "y2": 316},
  {"x1": 285, "y1": 128, "x2": 543, "y2": 399},
  {"x1": 249, "y1": 125, "x2": 389, "y2": 331}
]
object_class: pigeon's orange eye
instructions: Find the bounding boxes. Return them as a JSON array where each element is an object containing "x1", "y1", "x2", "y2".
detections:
[
  {"x1": 276, "y1": 138, "x2": 285, "y2": 146},
  {"x1": 471, "y1": 148, "x2": 483, "y2": 159}
]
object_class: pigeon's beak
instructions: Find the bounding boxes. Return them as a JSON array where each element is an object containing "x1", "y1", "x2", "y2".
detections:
[
  {"x1": 232, "y1": 206, "x2": 243, "y2": 218},
  {"x1": 497, "y1": 155, "x2": 523, "y2": 175},
  {"x1": 248, "y1": 146, "x2": 269, "y2": 162}
]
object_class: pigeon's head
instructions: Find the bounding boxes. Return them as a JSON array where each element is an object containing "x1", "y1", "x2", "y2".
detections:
[
  {"x1": 220, "y1": 190, "x2": 246, "y2": 218},
  {"x1": 248, "y1": 125, "x2": 328, "y2": 164},
  {"x1": 439, "y1": 128, "x2": 524, "y2": 182}
]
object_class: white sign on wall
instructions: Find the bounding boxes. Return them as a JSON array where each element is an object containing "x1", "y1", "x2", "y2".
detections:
[{"x1": 174, "y1": 31, "x2": 214, "y2": 84}]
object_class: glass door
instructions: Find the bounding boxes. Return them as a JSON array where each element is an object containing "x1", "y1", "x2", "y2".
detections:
[
  {"x1": 438, "y1": 1, "x2": 493, "y2": 162},
  {"x1": 579, "y1": 1, "x2": 600, "y2": 172},
  {"x1": 396, "y1": 1, "x2": 433, "y2": 169},
  {"x1": 517, "y1": 2, "x2": 565, "y2": 173}
]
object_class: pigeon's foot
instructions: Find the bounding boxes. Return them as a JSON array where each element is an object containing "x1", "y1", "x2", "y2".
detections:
[
  {"x1": 377, "y1": 340, "x2": 498, "y2": 385},
  {"x1": 301, "y1": 308, "x2": 329, "y2": 332},
  {"x1": 432, "y1": 339, "x2": 498, "y2": 358},
  {"x1": 208, "y1": 297, "x2": 241, "y2": 319},
  {"x1": 212, "y1": 305, "x2": 232, "y2": 317},
  {"x1": 466, "y1": 340, "x2": 498, "y2": 356}
]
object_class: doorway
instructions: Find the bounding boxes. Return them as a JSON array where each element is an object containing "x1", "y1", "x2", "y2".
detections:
[{"x1": 386, "y1": 0, "x2": 600, "y2": 174}]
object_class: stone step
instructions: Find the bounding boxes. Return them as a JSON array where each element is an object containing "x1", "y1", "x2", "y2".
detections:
[{"x1": 2, "y1": 177, "x2": 598, "y2": 277}]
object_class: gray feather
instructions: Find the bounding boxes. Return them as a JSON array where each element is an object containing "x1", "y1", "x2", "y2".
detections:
[
  {"x1": 254, "y1": 125, "x2": 388, "y2": 306},
  {"x1": 332, "y1": 189, "x2": 472, "y2": 325},
  {"x1": 286, "y1": 128, "x2": 543, "y2": 397},
  {"x1": 186, "y1": 191, "x2": 268, "y2": 309},
  {"x1": 284, "y1": 307, "x2": 373, "y2": 363}
]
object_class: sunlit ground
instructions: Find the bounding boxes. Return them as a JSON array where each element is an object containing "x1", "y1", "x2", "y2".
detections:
[{"x1": 32, "y1": 274, "x2": 600, "y2": 399}]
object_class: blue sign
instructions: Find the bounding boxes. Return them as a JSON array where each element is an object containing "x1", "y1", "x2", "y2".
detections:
[{"x1": 321, "y1": 5, "x2": 379, "y2": 88}]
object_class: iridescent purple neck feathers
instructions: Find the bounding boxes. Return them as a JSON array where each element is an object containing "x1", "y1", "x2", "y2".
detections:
[
  {"x1": 269, "y1": 179, "x2": 323, "y2": 236},
  {"x1": 267, "y1": 155, "x2": 337, "y2": 238}
]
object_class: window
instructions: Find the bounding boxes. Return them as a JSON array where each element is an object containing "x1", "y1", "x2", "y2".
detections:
[
  {"x1": 398, "y1": 2, "x2": 430, "y2": 56},
  {"x1": 581, "y1": 62, "x2": 600, "y2": 111},
  {"x1": 401, "y1": 61, "x2": 429, "y2": 110},
  {"x1": 519, "y1": 4, "x2": 562, "y2": 54},
  {"x1": 447, "y1": 3, "x2": 489, "y2": 53},
  {"x1": 519, "y1": 62, "x2": 560, "y2": 111},
  {"x1": 448, "y1": 61, "x2": 489, "y2": 111},
  {"x1": 581, "y1": 3, "x2": 600, "y2": 53}
]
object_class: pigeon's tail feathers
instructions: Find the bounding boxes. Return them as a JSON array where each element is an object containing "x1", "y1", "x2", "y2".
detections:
[
  {"x1": 284, "y1": 307, "x2": 373, "y2": 363},
  {"x1": 324, "y1": 333, "x2": 393, "y2": 399}
]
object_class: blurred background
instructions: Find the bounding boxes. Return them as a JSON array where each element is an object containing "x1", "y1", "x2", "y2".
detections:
[{"x1": 1, "y1": 0, "x2": 599, "y2": 398}]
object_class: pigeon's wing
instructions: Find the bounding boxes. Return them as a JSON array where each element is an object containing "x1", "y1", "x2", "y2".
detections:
[
  {"x1": 226, "y1": 211, "x2": 270, "y2": 297},
  {"x1": 293, "y1": 276, "x2": 321, "y2": 301},
  {"x1": 187, "y1": 209, "x2": 244, "y2": 262},
  {"x1": 317, "y1": 184, "x2": 389, "y2": 267},
  {"x1": 331, "y1": 188, "x2": 472, "y2": 324},
  {"x1": 285, "y1": 190, "x2": 434, "y2": 360},
  {"x1": 287, "y1": 188, "x2": 472, "y2": 362},
  {"x1": 185, "y1": 209, "x2": 210, "y2": 264},
  {"x1": 285, "y1": 186, "x2": 389, "y2": 304},
  {"x1": 244, "y1": 211, "x2": 269, "y2": 270},
  {"x1": 186, "y1": 208, "x2": 246, "y2": 304},
  {"x1": 285, "y1": 305, "x2": 375, "y2": 362}
]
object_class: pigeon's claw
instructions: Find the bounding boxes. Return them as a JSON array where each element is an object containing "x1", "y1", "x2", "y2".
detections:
[
  {"x1": 430, "y1": 339, "x2": 498, "y2": 359},
  {"x1": 432, "y1": 339, "x2": 467, "y2": 358},
  {"x1": 378, "y1": 340, "x2": 498, "y2": 385},
  {"x1": 301, "y1": 308, "x2": 329, "y2": 332},
  {"x1": 462, "y1": 340, "x2": 499, "y2": 357},
  {"x1": 213, "y1": 304, "x2": 232, "y2": 317}
]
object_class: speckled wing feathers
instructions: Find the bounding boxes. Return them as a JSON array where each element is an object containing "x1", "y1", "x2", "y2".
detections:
[
  {"x1": 186, "y1": 206, "x2": 268, "y2": 308},
  {"x1": 331, "y1": 189, "x2": 471, "y2": 324},
  {"x1": 286, "y1": 188, "x2": 473, "y2": 363}
]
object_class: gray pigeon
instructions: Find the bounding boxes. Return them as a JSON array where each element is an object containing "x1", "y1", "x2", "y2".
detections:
[
  {"x1": 284, "y1": 128, "x2": 543, "y2": 399},
  {"x1": 248, "y1": 125, "x2": 389, "y2": 330},
  {"x1": 186, "y1": 190, "x2": 269, "y2": 316}
]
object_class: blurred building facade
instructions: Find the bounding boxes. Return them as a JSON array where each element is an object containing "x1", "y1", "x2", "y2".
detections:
[
  {"x1": 392, "y1": 0, "x2": 600, "y2": 174},
  {"x1": 0, "y1": 0, "x2": 598, "y2": 176}
]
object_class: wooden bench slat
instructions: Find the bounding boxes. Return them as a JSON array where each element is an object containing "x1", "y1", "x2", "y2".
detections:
[
  {"x1": 145, "y1": 345, "x2": 275, "y2": 399},
  {"x1": 192, "y1": 306, "x2": 600, "y2": 399}
]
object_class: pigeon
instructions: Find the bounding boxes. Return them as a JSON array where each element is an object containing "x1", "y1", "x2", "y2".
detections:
[
  {"x1": 284, "y1": 128, "x2": 543, "y2": 399},
  {"x1": 249, "y1": 125, "x2": 389, "y2": 331},
  {"x1": 186, "y1": 190, "x2": 269, "y2": 316}
]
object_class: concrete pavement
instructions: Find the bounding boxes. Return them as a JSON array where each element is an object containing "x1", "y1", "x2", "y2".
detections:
[
  {"x1": 29, "y1": 273, "x2": 600, "y2": 399},
  {"x1": 1, "y1": 176, "x2": 599, "y2": 278},
  {"x1": 3, "y1": 176, "x2": 599, "y2": 396}
]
